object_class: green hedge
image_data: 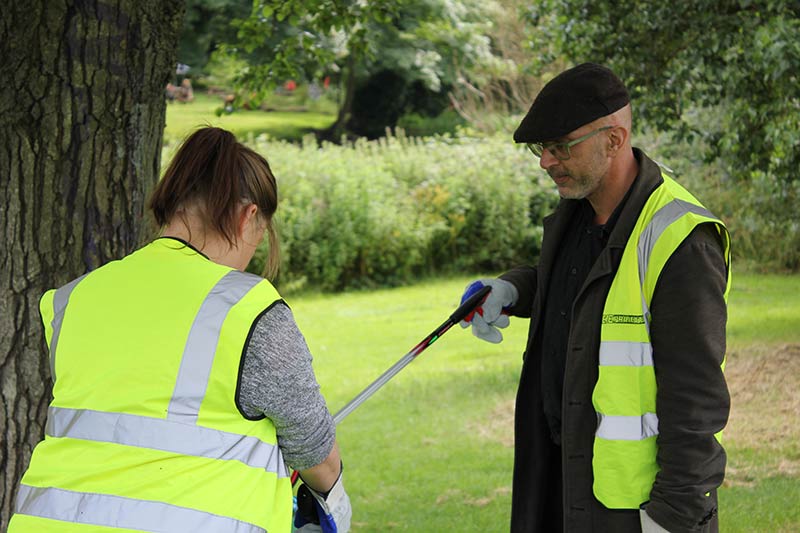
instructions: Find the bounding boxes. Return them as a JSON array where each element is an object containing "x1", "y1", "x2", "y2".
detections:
[
  {"x1": 249, "y1": 132, "x2": 559, "y2": 291},
  {"x1": 243, "y1": 130, "x2": 799, "y2": 292}
]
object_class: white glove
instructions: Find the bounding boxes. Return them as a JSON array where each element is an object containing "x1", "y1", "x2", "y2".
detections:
[
  {"x1": 640, "y1": 509, "x2": 672, "y2": 533},
  {"x1": 295, "y1": 468, "x2": 352, "y2": 533},
  {"x1": 459, "y1": 279, "x2": 518, "y2": 343}
]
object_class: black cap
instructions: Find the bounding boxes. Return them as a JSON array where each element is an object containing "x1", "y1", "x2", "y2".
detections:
[{"x1": 513, "y1": 63, "x2": 629, "y2": 143}]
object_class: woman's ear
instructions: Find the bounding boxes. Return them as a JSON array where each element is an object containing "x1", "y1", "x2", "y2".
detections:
[{"x1": 237, "y1": 203, "x2": 260, "y2": 241}]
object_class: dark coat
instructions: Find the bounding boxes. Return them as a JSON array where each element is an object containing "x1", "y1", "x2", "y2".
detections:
[{"x1": 501, "y1": 150, "x2": 729, "y2": 532}]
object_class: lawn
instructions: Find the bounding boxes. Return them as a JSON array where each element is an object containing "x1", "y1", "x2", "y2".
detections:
[
  {"x1": 287, "y1": 273, "x2": 800, "y2": 532},
  {"x1": 163, "y1": 92, "x2": 336, "y2": 146}
]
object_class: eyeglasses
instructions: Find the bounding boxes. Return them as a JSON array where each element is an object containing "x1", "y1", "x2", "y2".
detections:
[{"x1": 526, "y1": 126, "x2": 613, "y2": 161}]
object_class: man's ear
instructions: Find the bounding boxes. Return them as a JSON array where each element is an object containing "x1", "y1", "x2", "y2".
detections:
[{"x1": 607, "y1": 126, "x2": 628, "y2": 156}]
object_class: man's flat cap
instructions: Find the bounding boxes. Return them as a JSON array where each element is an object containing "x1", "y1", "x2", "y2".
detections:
[{"x1": 514, "y1": 63, "x2": 629, "y2": 143}]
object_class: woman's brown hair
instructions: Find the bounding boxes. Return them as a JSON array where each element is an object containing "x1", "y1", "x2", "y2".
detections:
[{"x1": 149, "y1": 127, "x2": 280, "y2": 278}]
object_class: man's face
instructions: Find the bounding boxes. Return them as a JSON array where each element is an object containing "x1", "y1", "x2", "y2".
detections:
[{"x1": 537, "y1": 125, "x2": 610, "y2": 200}]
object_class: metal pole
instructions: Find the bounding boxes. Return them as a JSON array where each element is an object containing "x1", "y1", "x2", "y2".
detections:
[{"x1": 332, "y1": 284, "x2": 491, "y2": 424}]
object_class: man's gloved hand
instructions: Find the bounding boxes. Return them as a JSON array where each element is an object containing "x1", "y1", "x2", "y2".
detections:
[
  {"x1": 459, "y1": 279, "x2": 518, "y2": 343},
  {"x1": 294, "y1": 467, "x2": 352, "y2": 533}
]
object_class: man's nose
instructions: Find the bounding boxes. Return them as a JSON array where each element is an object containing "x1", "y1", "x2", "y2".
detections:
[{"x1": 539, "y1": 149, "x2": 559, "y2": 170}]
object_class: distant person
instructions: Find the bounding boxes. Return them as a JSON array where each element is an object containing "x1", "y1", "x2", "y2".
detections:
[
  {"x1": 459, "y1": 63, "x2": 731, "y2": 532},
  {"x1": 165, "y1": 82, "x2": 179, "y2": 102},
  {"x1": 9, "y1": 127, "x2": 352, "y2": 533},
  {"x1": 165, "y1": 78, "x2": 193, "y2": 103},
  {"x1": 223, "y1": 93, "x2": 236, "y2": 114},
  {"x1": 178, "y1": 77, "x2": 194, "y2": 102}
]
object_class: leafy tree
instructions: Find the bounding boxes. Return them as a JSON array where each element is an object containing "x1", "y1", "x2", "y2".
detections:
[
  {"x1": 443, "y1": 0, "x2": 550, "y2": 132},
  {"x1": 229, "y1": 0, "x2": 511, "y2": 139},
  {"x1": 177, "y1": 0, "x2": 252, "y2": 75},
  {"x1": 526, "y1": 1, "x2": 800, "y2": 186},
  {"x1": 0, "y1": 1, "x2": 184, "y2": 525},
  {"x1": 348, "y1": 0, "x2": 510, "y2": 137},
  {"x1": 230, "y1": 0, "x2": 399, "y2": 139}
]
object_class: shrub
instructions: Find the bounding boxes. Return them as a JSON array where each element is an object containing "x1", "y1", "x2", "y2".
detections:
[
  {"x1": 248, "y1": 132, "x2": 558, "y2": 291},
  {"x1": 641, "y1": 128, "x2": 800, "y2": 273},
  {"x1": 396, "y1": 110, "x2": 465, "y2": 137}
]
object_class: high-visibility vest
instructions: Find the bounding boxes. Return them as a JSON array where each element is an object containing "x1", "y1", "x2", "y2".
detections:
[
  {"x1": 592, "y1": 175, "x2": 731, "y2": 509},
  {"x1": 10, "y1": 238, "x2": 293, "y2": 533}
]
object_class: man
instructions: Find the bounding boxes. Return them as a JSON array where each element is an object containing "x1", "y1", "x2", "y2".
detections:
[{"x1": 460, "y1": 63, "x2": 730, "y2": 532}]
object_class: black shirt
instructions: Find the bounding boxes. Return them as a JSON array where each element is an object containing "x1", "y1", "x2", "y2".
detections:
[{"x1": 539, "y1": 186, "x2": 633, "y2": 445}]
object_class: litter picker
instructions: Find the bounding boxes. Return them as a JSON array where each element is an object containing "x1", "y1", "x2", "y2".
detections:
[
  {"x1": 331, "y1": 284, "x2": 491, "y2": 424},
  {"x1": 291, "y1": 284, "x2": 491, "y2": 485}
]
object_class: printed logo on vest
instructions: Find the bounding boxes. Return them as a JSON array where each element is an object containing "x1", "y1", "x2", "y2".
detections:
[{"x1": 602, "y1": 314, "x2": 645, "y2": 324}]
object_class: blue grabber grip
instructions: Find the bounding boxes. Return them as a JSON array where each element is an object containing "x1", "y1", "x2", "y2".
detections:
[
  {"x1": 458, "y1": 281, "x2": 511, "y2": 323},
  {"x1": 457, "y1": 281, "x2": 490, "y2": 324}
]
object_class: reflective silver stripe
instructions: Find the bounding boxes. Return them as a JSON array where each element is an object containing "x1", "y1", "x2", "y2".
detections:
[
  {"x1": 596, "y1": 413, "x2": 659, "y2": 440},
  {"x1": 636, "y1": 199, "x2": 718, "y2": 330},
  {"x1": 637, "y1": 199, "x2": 718, "y2": 289},
  {"x1": 46, "y1": 406, "x2": 289, "y2": 477},
  {"x1": 48, "y1": 275, "x2": 88, "y2": 381},
  {"x1": 598, "y1": 341, "x2": 653, "y2": 366},
  {"x1": 15, "y1": 484, "x2": 265, "y2": 533},
  {"x1": 168, "y1": 270, "x2": 262, "y2": 423}
]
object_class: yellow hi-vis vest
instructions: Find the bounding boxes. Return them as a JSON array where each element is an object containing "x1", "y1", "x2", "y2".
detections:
[
  {"x1": 592, "y1": 175, "x2": 731, "y2": 509},
  {"x1": 10, "y1": 238, "x2": 293, "y2": 533}
]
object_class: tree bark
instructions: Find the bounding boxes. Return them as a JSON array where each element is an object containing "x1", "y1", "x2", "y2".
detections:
[
  {"x1": 318, "y1": 52, "x2": 357, "y2": 143},
  {"x1": 0, "y1": 0, "x2": 184, "y2": 527}
]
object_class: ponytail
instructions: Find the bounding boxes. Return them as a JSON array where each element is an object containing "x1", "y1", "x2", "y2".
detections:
[{"x1": 149, "y1": 127, "x2": 280, "y2": 278}]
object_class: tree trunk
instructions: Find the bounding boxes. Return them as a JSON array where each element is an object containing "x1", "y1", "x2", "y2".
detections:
[
  {"x1": 0, "y1": 0, "x2": 184, "y2": 527},
  {"x1": 318, "y1": 52, "x2": 357, "y2": 143}
]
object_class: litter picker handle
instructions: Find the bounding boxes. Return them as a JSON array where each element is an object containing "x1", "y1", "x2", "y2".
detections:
[{"x1": 449, "y1": 284, "x2": 492, "y2": 323}]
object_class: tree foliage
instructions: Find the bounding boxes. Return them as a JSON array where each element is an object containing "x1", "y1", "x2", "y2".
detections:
[
  {"x1": 178, "y1": 0, "x2": 252, "y2": 73},
  {"x1": 232, "y1": 0, "x2": 397, "y2": 89},
  {"x1": 227, "y1": 0, "x2": 515, "y2": 138},
  {"x1": 527, "y1": 0, "x2": 800, "y2": 186}
]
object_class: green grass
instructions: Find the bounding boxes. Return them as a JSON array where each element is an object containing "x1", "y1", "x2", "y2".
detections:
[
  {"x1": 287, "y1": 272, "x2": 800, "y2": 532},
  {"x1": 163, "y1": 93, "x2": 336, "y2": 145},
  {"x1": 727, "y1": 273, "x2": 800, "y2": 347},
  {"x1": 720, "y1": 476, "x2": 800, "y2": 533},
  {"x1": 720, "y1": 273, "x2": 800, "y2": 532},
  {"x1": 289, "y1": 276, "x2": 523, "y2": 531}
]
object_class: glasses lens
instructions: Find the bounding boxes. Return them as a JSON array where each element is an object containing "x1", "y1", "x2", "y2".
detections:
[
  {"x1": 527, "y1": 143, "x2": 544, "y2": 157},
  {"x1": 551, "y1": 144, "x2": 570, "y2": 160}
]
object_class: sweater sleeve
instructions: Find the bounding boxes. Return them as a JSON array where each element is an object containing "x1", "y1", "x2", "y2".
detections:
[
  {"x1": 644, "y1": 223, "x2": 730, "y2": 532},
  {"x1": 237, "y1": 302, "x2": 336, "y2": 471}
]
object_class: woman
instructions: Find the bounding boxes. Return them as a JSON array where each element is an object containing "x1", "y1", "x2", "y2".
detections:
[{"x1": 9, "y1": 127, "x2": 351, "y2": 533}]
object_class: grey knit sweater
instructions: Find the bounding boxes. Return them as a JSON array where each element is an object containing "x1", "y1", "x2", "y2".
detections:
[{"x1": 237, "y1": 302, "x2": 336, "y2": 470}]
